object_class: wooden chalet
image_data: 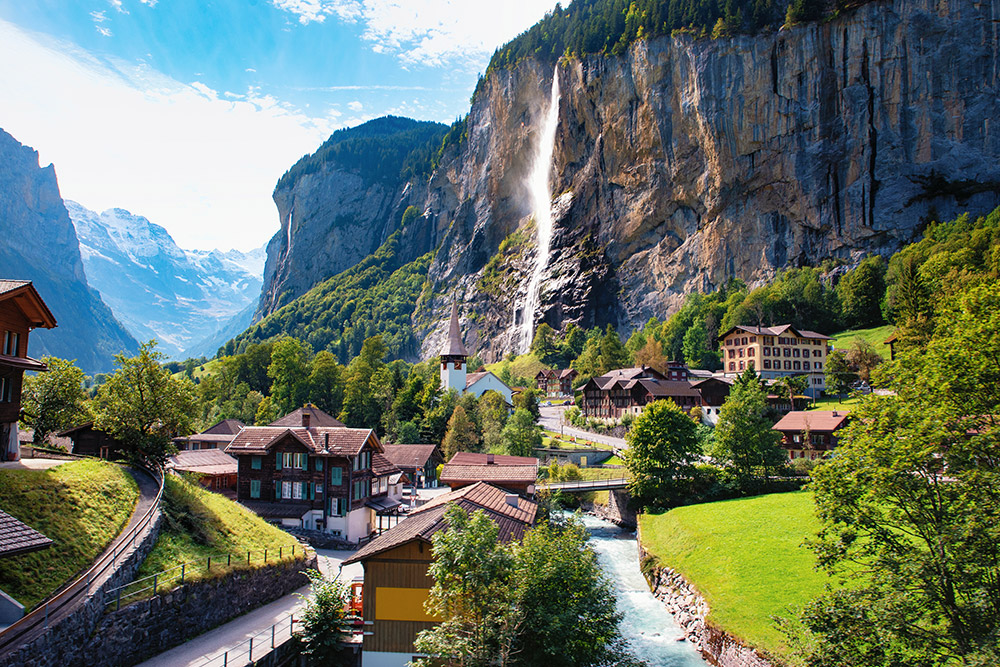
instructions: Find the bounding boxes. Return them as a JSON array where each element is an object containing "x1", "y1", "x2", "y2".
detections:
[
  {"x1": 0, "y1": 281, "x2": 57, "y2": 461},
  {"x1": 343, "y1": 482, "x2": 537, "y2": 667},
  {"x1": 381, "y1": 444, "x2": 443, "y2": 488},
  {"x1": 226, "y1": 411, "x2": 402, "y2": 542},
  {"x1": 172, "y1": 419, "x2": 245, "y2": 451},
  {"x1": 581, "y1": 365, "x2": 706, "y2": 419},
  {"x1": 534, "y1": 368, "x2": 578, "y2": 397},
  {"x1": 269, "y1": 404, "x2": 345, "y2": 428},
  {"x1": 168, "y1": 449, "x2": 239, "y2": 496},
  {"x1": 58, "y1": 422, "x2": 126, "y2": 460},
  {"x1": 439, "y1": 452, "x2": 538, "y2": 495},
  {"x1": 772, "y1": 410, "x2": 850, "y2": 460}
]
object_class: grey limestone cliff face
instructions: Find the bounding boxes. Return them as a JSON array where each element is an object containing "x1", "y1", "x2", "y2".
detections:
[
  {"x1": 254, "y1": 0, "x2": 1000, "y2": 363},
  {"x1": 416, "y1": 0, "x2": 1000, "y2": 359},
  {"x1": 0, "y1": 129, "x2": 139, "y2": 373}
]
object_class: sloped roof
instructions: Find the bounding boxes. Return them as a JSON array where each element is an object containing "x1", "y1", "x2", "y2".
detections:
[
  {"x1": 343, "y1": 482, "x2": 537, "y2": 565},
  {"x1": 168, "y1": 449, "x2": 238, "y2": 475},
  {"x1": 718, "y1": 324, "x2": 832, "y2": 341},
  {"x1": 172, "y1": 433, "x2": 237, "y2": 445},
  {"x1": 0, "y1": 354, "x2": 47, "y2": 372},
  {"x1": 441, "y1": 301, "x2": 468, "y2": 357},
  {"x1": 382, "y1": 444, "x2": 441, "y2": 469},
  {"x1": 441, "y1": 452, "x2": 538, "y2": 486},
  {"x1": 203, "y1": 419, "x2": 246, "y2": 435},
  {"x1": 270, "y1": 405, "x2": 345, "y2": 428},
  {"x1": 411, "y1": 481, "x2": 536, "y2": 525},
  {"x1": 227, "y1": 426, "x2": 376, "y2": 456},
  {"x1": 372, "y1": 452, "x2": 401, "y2": 477},
  {"x1": 772, "y1": 410, "x2": 850, "y2": 433},
  {"x1": 0, "y1": 510, "x2": 53, "y2": 557},
  {"x1": 0, "y1": 280, "x2": 57, "y2": 329},
  {"x1": 239, "y1": 500, "x2": 312, "y2": 519},
  {"x1": 635, "y1": 378, "x2": 702, "y2": 398}
]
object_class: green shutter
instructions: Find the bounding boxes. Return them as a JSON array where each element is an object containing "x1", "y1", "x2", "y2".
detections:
[
  {"x1": 274, "y1": 481, "x2": 281, "y2": 499},
  {"x1": 250, "y1": 480, "x2": 260, "y2": 498},
  {"x1": 251, "y1": 456, "x2": 261, "y2": 470},
  {"x1": 315, "y1": 458, "x2": 323, "y2": 471},
  {"x1": 275, "y1": 452, "x2": 282, "y2": 470},
  {"x1": 330, "y1": 467, "x2": 342, "y2": 485}
]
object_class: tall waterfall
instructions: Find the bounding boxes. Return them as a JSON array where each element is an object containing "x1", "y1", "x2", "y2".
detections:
[{"x1": 517, "y1": 66, "x2": 561, "y2": 355}]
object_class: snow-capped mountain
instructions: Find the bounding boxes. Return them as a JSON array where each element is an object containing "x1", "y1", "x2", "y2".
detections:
[{"x1": 67, "y1": 200, "x2": 265, "y2": 359}]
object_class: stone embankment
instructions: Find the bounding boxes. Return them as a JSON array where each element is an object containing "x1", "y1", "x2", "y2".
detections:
[{"x1": 639, "y1": 543, "x2": 775, "y2": 667}]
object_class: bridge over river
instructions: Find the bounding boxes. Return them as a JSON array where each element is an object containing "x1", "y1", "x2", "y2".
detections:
[{"x1": 540, "y1": 477, "x2": 629, "y2": 493}]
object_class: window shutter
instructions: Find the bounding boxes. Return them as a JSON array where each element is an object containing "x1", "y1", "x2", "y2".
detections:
[
  {"x1": 315, "y1": 458, "x2": 323, "y2": 471},
  {"x1": 330, "y1": 467, "x2": 342, "y2": 485},
  {"x1": 275, "y1": 481, "x2": 281, "y2": 498},
  {"x1": 276, "y1": 453, "x2": 282, "y2": 470}
]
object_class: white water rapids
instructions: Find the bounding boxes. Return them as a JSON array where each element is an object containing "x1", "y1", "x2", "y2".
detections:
[
  {"x1": 575, "y1": 513, "x2": 709, "y2": 666},
  {"x1": 517, "y1": 66, "x2": 561, "y2": 354}
]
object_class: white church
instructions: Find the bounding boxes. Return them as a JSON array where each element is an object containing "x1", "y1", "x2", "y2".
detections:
[{"x1": 439, "y1": 302, "x2": 514, "y2": 404}]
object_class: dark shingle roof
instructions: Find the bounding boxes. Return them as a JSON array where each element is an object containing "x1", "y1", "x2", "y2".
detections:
[
  {"x1": 0, "y1": 510, "x2": 53, "y2": 557},
  {"x1": 343, "y1": 482, "x2": 537, "y2": 565},
  {"x1": 440, "y1": 301, "x2": 468, "y2": 357},
  {"x1": 372, "y1": 452, "x2": 401, "y2": 477},
  {"x1": 168, "y1": 449, "x2": 238, "y2": 475},
  {"x1": 381, "y1": 444, "x2": 441, "y2": 469},
  {"x1": 203, "y1": 419, "x2": 246, "y2": 435},
  {"x1": 270, "y1": 405, "x2": 345, "y2": 428},
  {"x1": 238, "y1": 501, "x2": 313, "y2": 519},
  {"x1": 227, "y1": 427, "x2": 374, "y2": 456},
  {"x1": 0, "y1": 280, "x2": 30, "y2": 297}
]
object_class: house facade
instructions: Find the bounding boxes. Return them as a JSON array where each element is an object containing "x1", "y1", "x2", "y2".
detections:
[
  {"x1": 58, "y1": 422, "x2": 126, "y2": 460},
  {"x1": 172, "y1": 419, "x2": 245, "y2": 451},
  {"x1": 381, "y1": 444, "x2": 443, "y2": 489},
  {"x1": 0, "y1": 281, "x2": 57, "y2": 461},
  {"x1": 718, "y1": 324, "x2": 832, "y2": 398},
  {"x1": 534, "y1": 369, "x2": 578, "y2": 397},
  {"x1": 582, "y1": 366, "x2": 718, "y2": 420},
  {"x1": 343, "y1": 482, "x2": 537, "y2": 667},
  {"x1": 772, "y1": 410, "x2": 849, "y2": 460},
  {"x1": 168, "y1": 449, "x2": 239, "y2": 495},
  {"x1": 226, "y1": 415, "x2": 401, "y2": 543}
]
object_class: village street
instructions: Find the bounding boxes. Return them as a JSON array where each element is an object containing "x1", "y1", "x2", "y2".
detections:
[{"x1": 538, "y1": 404, "x2": 626, "y2": 451}]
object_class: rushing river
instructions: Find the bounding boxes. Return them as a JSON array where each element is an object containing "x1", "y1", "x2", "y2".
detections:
[{"x1": 574, "y1": 513, "x2": 709, "y2": 666}]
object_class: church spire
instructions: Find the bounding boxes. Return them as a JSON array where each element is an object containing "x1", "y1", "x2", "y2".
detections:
[{"x1": 440, "y1": 301, "x2": 468, "y2": 358}]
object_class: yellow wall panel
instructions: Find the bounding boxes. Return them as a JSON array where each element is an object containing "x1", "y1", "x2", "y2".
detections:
[{"x1": 374, "y1": 587, "x2": 440, "y2": 622}]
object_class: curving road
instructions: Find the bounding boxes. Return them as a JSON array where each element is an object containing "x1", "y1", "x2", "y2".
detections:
[{"x1": 538, "y1": 405, "x2": 626, "y2": 451}]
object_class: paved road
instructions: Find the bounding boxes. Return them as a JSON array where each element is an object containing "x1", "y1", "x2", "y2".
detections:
[
  {"x1": 135, "y1": 548, "x2": 363, "y2": 667},
  {"x1": 538, "y1": 405, "x2": 627, "y2": 451}
]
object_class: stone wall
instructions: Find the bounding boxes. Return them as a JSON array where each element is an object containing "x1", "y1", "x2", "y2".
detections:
[
  {"x1": 80, "y1": 555, "x2": 316, "y2": 667},
  {"x1": 0, "y1": 512, "x2": 163, "y2": 667},
  {"x1": 638, "y1": 542, "x2": 775, "y2": 667},
  {"x1": 585, "y1": 489, "x2": 636, "y2": 529}
]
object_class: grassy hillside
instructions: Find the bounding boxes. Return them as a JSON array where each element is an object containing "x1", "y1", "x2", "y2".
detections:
[
  {"x1": 831, "y1": 324, "x2": 894, "y2": 358},
  {"x1": 137, "y1": 474, "x2": 304, "y2": 587},
  {"x1": 0, "y1": 460, "x2": 139, "y2": 609},
  {"x1": 639, "y1": 492, "x2": 831, "y2": 660}
]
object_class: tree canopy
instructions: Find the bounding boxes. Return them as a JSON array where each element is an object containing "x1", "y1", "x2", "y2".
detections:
[{"x1": 622, "y1": 399, "x2": 700, "y2": 509}]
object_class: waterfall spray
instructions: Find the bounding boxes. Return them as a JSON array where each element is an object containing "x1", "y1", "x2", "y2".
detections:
[{"x1": 517, "y1": 66, "x2": 561, "y2": 354}]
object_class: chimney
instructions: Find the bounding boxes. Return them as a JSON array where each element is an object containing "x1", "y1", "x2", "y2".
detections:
[
  {"x1": 505, "y1": 493, "x2": 519, "y2": 508},
  {"x1": 324, "y1": 433, "x2": 329, "y2": 449},
  {"x1": 486, "y1": 453, "x2": 495, "y2": 465},
  {"x1": 302, "y1": 411, "x2": 311, "y2": 428},
  {"x1": 832, "y1": 411, "x2": 838, "y2": 417}
]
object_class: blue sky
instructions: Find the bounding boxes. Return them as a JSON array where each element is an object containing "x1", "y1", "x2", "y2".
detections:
[{"x1": 0, "y1": 0, "x2": 556, "y2": 251}]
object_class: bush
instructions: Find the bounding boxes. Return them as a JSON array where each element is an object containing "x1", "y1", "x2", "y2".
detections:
[{"x1": 789, "y1": 457, "x2": 819, "y2": 477}]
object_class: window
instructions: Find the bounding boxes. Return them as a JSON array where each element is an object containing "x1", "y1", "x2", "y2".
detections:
[
  {"x1": 283, "y1": 481, "x2": 292, "y2": 499},
  {"x1": 251, "y1": 456, "x2": 262, "y2": 470},
  {"x1": 815, "y1": 362, "x2": 823, "y2": 370},
  {"x1": 728, "y1": 350, "x2": 735, "y2": 359},
  {"x1": 793, "y1": 348, "x2": 800, "y2": 358},
  {"x1": 793, "y1": 361, "x2": 801, "y2": 370},
  {"x1": 250, "y1": 480, "x2": 261, "y2": 498},
  {"x1": 292, "y1": 482, "x2": 303, "y2": 500},
  {"x1": 353, "y1": 479, "x2": 369, "y2": 501},
  {"x1": 283, "y1": 452, "x2": 294, "y2": 469},
  {"x1": 738, "y1": 348, "x2": 744, "y2": 358},
  {"x1": 329, "y1": 497, "x2": 346, "y2": 517},
  {"x1": 784, "y1": 360, "x2": 792, "y2": 370},
  {"x1": 784, "y1": 348, "x2": 791, "y2": 357},
  {"x1": 747, "y1": 348, "x2": 755, "y2": 357},
  {"x1": 295, "y1": 453, "x2": 307, "y2": 470},
  {"x1": 729, "y1": 362, "x2": 735, "y2": 371},
  {"x1": 763, "y1": 359, "x2": 770, "y2": 369},
  {"x1": 748, "y1": 360, "x2": 755, "y2": 370},
  {"x1": 750, "y1": 336, "x2": 757, "y2": 343},
  {"x1": 738, "y1": 361, "x2": 745, "y2": 371},
  {"x1": 3, "y1": 331, "x2": 19, "y2": 356}
]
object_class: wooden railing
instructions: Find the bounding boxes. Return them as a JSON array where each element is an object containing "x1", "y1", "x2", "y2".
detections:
[{"x1": 0, "y1": 464, "x2": 164, "y2": 658}]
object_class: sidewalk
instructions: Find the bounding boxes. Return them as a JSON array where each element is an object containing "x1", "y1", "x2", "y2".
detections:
[{"x1": 135, "y1": 548, "x2": 362, "y2": 667}]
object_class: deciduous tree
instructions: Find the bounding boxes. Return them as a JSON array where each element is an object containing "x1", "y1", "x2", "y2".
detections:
[
  {"x1": 622, "y1": 399, "x2": 700, "y2": 509},
  {"x1": 441, "y1": 405, "x2": 479, "y2": 460},
  {"x1": 711, "y1": 369, "x2": 786, "y2": 491},
  {"x1": 296, "y1": 569, "x2": 351, "y2": 666},
  {"x1": 20, "y1": 356, "x2": 89, "y2": 444},
  {"x1": 500, "y1": 408, "x2": 541, "y2": 457}
]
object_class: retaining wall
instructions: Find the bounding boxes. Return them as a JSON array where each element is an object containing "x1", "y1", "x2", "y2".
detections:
[
  {"x1": 637, "y1": 542, "x2": 775, "y2": 667},
  {"x1": 81, "y1": 555, "x2": 316, "y2": 667}
]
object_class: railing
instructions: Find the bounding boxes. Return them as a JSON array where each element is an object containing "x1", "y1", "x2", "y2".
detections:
[
  {"x1": 196, "y1": 611, "x2": 300, "y2": 667},
  {"x1": 0, "y1": 464, "x2": 165, "y2": 658},
  {"x1": 104, "y1": 543, "x2": 312, "y2": 611},
  {"x1": 541, "y1": 477, "x2": 630, "y2": 492}
]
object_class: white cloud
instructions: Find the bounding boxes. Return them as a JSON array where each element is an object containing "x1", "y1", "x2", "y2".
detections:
[
  {"x1": 109, "y1": 0, "x2": 129, "y2": 14},
  {"x1": 0, "y1": 20, "x2": 335, "y2": 251},
  {"x1": 139, "y1": 0, "x2": 158, "y2": 6},
  {"x1": 96, "y1": 26, "x2": 113, "y2": 37},
  {"x1": 347, "y1": 100, "x2": 363, "y2": 111},
  {"x1": 273, "y1": 0, "x2": 558, "y2": 70},
  {"x1": 90, "y1": 10, "x2": 108, "y2": 22}
]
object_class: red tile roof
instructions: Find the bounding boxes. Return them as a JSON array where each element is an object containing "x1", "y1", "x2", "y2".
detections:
[
  {"x1": 448, "y1": 452, "x2": 538, "y2": 466},
  {"x1": 372, "y1": 452, "x2": 401, "y2": 477},
  {"x1": 227, "y1": 427, "x2": 375, "y2": 456},
  {"x1": 411, "y1": 481, "x2": 536, "y2": 525},
  {"x1": 270, "y1": 405, "x2": 345, "y2": 428},
  {"x1": 441, "y1": 453, "x2": 539, "y2": 486},
  {"x1": 381, "y1": 444, "x2": 441, "y2": 469},
  {"x1": 772, "y1": 410, "x2": 850, "y2": 433},
  {"x1": 343, "y1": 482, "x2": 537, "y2": 565},
  {"x1": 0, "y1": 510, "x2": 53, "y2": 557}
]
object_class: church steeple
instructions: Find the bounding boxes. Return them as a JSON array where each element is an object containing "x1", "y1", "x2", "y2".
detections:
[{"x1": 440, "y1": 301, "x2": 468, "y2": 392}]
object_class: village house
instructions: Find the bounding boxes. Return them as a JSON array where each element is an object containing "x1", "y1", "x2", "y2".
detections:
[
  {"x1": 439, "y1": 452, "x2": 539, "y2": 495},
  {"x1": 226, "y1": 410, "x2": 402, "y2": 542},
  {"x1": 343, "y1": 481, "x2": 538, "y2": 667},
  {"x1": 172, "y1": 419, "x2": 245, "y2": 451},
  {"x1": 534, "y1": 368, "x2": 578, "y2": 397},
  {"x1": 0, "y1": 281, "x2": 57, "y2": 462},
  {"x1": 58, "y1": 422, "x2": 126, "y2": 460},
  {"x1": 691, "y1": 376, "x2": 735, "y2": 425},
  {"x1": 581, "y1": 365, "x2": 710, "y2": 420},
  {"x1": 718, "y1": 324, "x2": 832, "y2": 398},
  {"x1": 440, "y1": 303, "x2": 513, "y2": 404},
  {"x1": 167, "y1": 448, "x2": 239, "y2": 496},
  {"x1": 381, "y1": 444, "x2": 443, "y2": 489},
  {"x1": 772, "y1": 410, "x2": 850, "y2": 460}
]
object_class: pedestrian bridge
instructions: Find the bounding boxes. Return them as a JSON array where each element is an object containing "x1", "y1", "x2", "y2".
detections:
[{"x1": 540, "y1": 477, "x2": 629, "y2": 493}]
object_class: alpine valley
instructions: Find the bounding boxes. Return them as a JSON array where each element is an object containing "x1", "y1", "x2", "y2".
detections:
[{"x1": 241, "y1": 0, "x2": 1000, "y2": 364}]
